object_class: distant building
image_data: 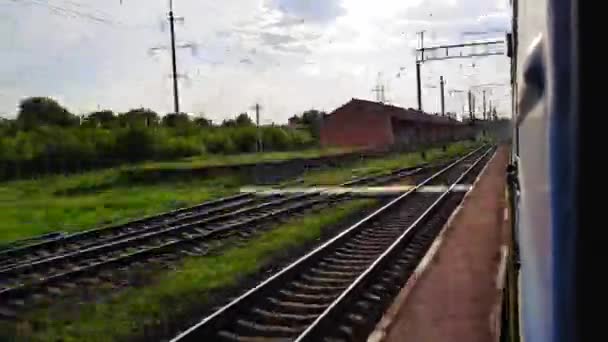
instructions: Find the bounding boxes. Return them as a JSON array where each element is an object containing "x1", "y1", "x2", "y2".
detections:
[
  {"x1": 320, "y1": 98, "x2": 472, "y2": 149},
  {"x1": 287, "y1": 116, "x2": 307, "y2": 130}
]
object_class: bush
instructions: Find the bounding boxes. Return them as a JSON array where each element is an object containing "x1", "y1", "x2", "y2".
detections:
[
  {"x1": 230, "y1": 127, "x2": 258, "y2": 153},
  {"x1": 263, "y1": 127, "x2": 291, "y2": 151},
  {"x1": 204, "y1": 133, "x2": 237, "y2": 154},
  {"x1": 114, "y1": 127, "x2": 158, "y2": 161},
  {"x1": 162, "y1": 136, "x2": 204, "y2": 159},
  {"x1": 0, "y1": 120, "x2": 317, "y2": 180},
  {"x1": 288, "y1": 129, "x2": 315, "y2": 147}
]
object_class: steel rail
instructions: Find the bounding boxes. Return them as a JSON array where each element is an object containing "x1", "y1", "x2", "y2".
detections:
[
  {"x1": 0, "y1": 164, "x2": 425, "y2": 276},
  {"x1": 169, "y1": 145, "x2": 487, "y2": 342},
  {"x1": 0, "y1": 193, "x2": 255, "y2": 261},
  {"x1": 0, "y1": 161, "x2": 440, "y2": 303},
  {"x1": 0, "y1": 161, "x2": 430, "y2": 271},
  {"x1": 294, "y1": 146, "x2": 495, "y2": 341}
]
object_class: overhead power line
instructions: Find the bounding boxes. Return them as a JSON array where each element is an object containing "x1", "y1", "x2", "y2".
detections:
[
  {"x1": 8, "y1": 0, "x2": 153, "y2": 29},
  {"x1": 12, "y1": 0, "x2": 120, "y2": 25}
]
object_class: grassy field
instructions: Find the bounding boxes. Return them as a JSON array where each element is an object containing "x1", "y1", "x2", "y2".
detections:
[
  {"x1": 301, "y1": 141, "x2": 478, "y2": 185},
  {"x1": 0, "y1": 148, "x2": 351, "y2": 245},
  {"x1": 6, "y1": 199, "x2": 375, "y2": 342},
  {"x1": 0, "y1": 172, "x2": 240, "y2": 244},
  {"x1": 0, "y1": 141, "x2": 478, "y2": 244},
  {"x1": 137, "y1": 147, "x2": 355, "y2": 171}
]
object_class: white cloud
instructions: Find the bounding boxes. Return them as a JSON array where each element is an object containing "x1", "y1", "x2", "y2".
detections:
[{"x1": 0, "y1": 0, "x2": 512, "y2": 119}]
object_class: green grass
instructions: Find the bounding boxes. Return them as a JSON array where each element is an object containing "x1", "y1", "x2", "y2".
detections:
[
  {"x1": 301, "y1": 141, "x2": 478, "y2": 185},
  {"x1": 0, "y1": 172, "x2": 240, "y2": 244},
  {"x1": 137, "y1": 147, "x2": 355, "y2": 171},
  {"x1": 8, "y1": 199, "x2": 375, "y2": 342},
  {"x1": 0, "y1": 141, "x2": 477, "y2": 245}
]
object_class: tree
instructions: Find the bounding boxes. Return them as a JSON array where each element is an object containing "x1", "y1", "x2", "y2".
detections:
[
  {"x1": 17, "y1": 97, "x2": 77, "y2": 129},
  {"x1": 0, "y1": 118, "x2": 13, "y2": 137},
  {"x1": 162, "y1": 112, "x2": 191, "y2": 127},
  {"x1": 193, "y1": 114, "x2": 213, "y2": 127},
  {"x1": 293, "y1": 109, "x2": 326, "y2": 140},
  {"x1": 235, "y1": 112, "x2": 254, "y2": 126},
  {"x1": 221, "y1": 118, "x2": 237, "y2": 127},
  {"x1": 221, "y1": 113, "x2": 252, "y2": 127},
  {"x1": 85, "y1": 110, "x2": 116, "y2": 128},
  {"x1": 118, "y1": 108, "x2": 159, "y2": 127},
  {"x1": 288, "y1": 115, "x2": 303, "y2": 126}
]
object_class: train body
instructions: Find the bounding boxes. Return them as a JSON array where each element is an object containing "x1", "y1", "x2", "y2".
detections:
[{"x1": 506, "y1": 0, "x2": 579, "y2": 341}]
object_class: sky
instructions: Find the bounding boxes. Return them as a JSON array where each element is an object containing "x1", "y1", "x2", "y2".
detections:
[{"x1": 0, "y1": 0, "x2": 512, "y2": 123}]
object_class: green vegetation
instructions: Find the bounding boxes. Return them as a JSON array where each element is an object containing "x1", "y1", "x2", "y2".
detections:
[
  {"x1": 0, "y1": 172, "x2": 240, "y2": 244},
  {"x1": 0, "y1": 141, "x2": 477, "y2": 244},
  {"x1": 8, "y1": 199, "x2": 375, "y2": 342},
  {"x1": 301, "y1": 140, "x2": 479, "y2": 185},
  {"x1": 137, "y1": 147, "x2": 354, "y2": 171},
  {"x1": 0, "y1": 97, "x2": 321, "y2": 181},
  {"x1": 0, "y1": 125, "x2": 314, "y2": 181}
]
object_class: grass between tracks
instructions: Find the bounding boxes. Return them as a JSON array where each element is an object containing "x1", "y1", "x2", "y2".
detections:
[
  {"x1": 6, "y1": 199, "x2": 375, "y2": 342},
  {"x1": 301, "y1": 141, "x2": 478, "y2": 185},
  {"x1": 0, "y1": 141, "x2": 477, "y2": 244}
]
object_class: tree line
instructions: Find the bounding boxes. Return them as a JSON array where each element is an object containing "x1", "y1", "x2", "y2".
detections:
[{"x1": 0, "y1": 97, "x2": 321, "y2": 181}]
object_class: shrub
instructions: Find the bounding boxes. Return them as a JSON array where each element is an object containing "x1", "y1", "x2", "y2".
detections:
[
  {"x1": 162, "y1": 136, "x2": 204, "y2": 159},
  {"x1": 204, "y1": 133, "x2": 237, "y2": 154},
  {"x1": 230, "y1": 127, "x2": 258, "y2": 153},
  {"x1": 114, "y1": 127, "x2": 158, "y2": 161},
  {"x1": 262, "y1": 127, "x2": 291, "y2": 151}
]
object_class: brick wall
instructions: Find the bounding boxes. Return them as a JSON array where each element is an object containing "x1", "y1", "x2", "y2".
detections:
[
  {"x1": 321, "y1": 99, "x2": 480, "y2": 149},
  {"x1": 320, "y1": 107, "x2": 393, "y2": 148}
]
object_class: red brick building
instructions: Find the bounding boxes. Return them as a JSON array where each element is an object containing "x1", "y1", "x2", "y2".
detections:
[{"x1": 320, "y1": 98, "x2": 470, "y2": 149}]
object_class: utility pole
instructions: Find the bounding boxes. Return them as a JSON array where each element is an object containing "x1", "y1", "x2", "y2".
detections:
[
  {"x1": 439, "y1": 76, "x2": 445, "y2": 116},
  {"x1": 372, "y1": 85, "x2": 382, "y2": 102},
  {"x1": 148, "y1": 2, "x2": 197, "y2": 116},
  {"x1": 381, "y1": 85, "x2": 386, "y2": 103},
  {"x1": 468, "y1": 90, "x2": 474, "y2": 121},
  {"x1": 372, "y1": 84, "x2": 385, "y2": 103},
  {"x1": 482, "y1": 90, "x2": 487, "y2": 120},
  {"x1": 168, "y1": 0, "x2": 180, "y2": 115},
  {"x1": 372, "y1": 73, "x2": 387, "y2": 103},
  {"x1": 415, "y1": 38, "x2": 508, "y2": 114},
  {"x1": 415, "y1": 31, "x2": 425, "y2": 111},
  {"x1": 416, "y1": 62, "x2": 422, "y2": 111},
  {"x1": 251, "y1": 103, "x2": 263, "y2": 152}
]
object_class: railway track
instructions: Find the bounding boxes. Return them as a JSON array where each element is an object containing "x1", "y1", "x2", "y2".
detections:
[
  {"x1": 169, "y1": 145, "x2": 495, "y2": 342},
  {"x1": 0, "y1": 158, "x2": 434, "y2": 273},
  {"x1": 0, "y1": 151, "x2": 474, "y2": 317},
  {"x1": 0, "y1": 192, "x2": 260, "y2": 269}
]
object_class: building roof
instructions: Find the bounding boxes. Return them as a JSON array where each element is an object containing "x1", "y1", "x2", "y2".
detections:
[{"x1": 330, "y1": 98, "x2": 463, "y2": 125}]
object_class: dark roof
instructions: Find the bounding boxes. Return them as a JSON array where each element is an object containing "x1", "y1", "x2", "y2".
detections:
[{"x1": 331, "y1": 98, "x2": 463, "y2": 125}]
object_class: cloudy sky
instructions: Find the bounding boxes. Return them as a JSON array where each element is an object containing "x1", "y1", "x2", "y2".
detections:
[{"x1": 0, "y1": 0, "x2": 511, "y2": 123}]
